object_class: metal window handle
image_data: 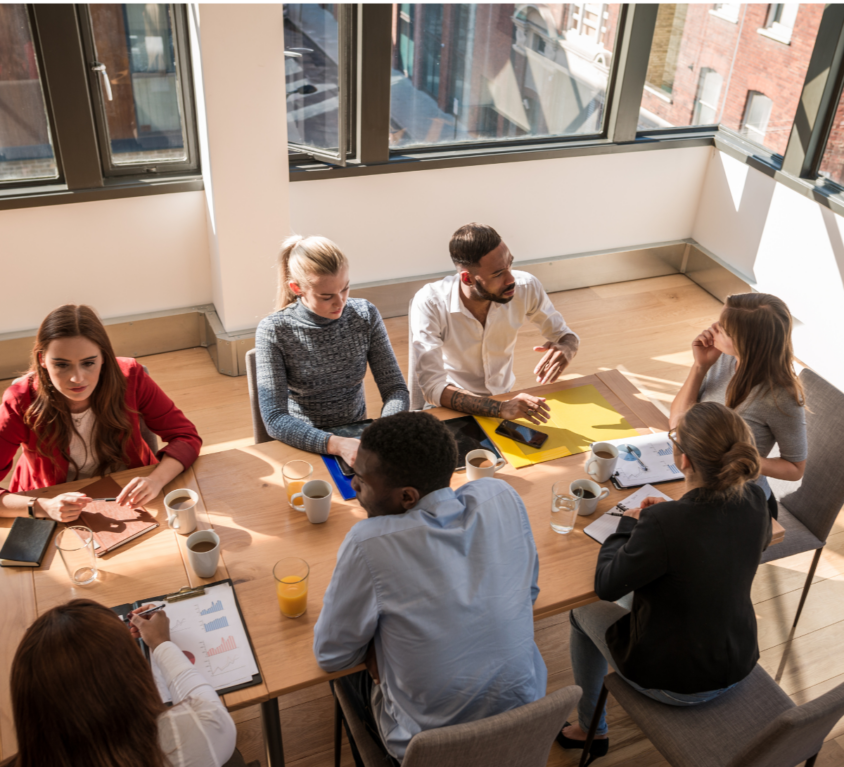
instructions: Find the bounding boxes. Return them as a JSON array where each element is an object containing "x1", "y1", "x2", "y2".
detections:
[{"x1": 91, "y1": 62, "x2": 113, "y2": 102}]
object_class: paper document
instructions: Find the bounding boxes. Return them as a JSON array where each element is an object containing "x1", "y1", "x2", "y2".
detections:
[
  {"x1": 139, "y1": 583, "x2": 260, "y2": 703},
  {"x1": 584, "y1": 485, "x2": 673, "y2": 545},
  {"x1": 597, "y1": 432, "x2": 684, "y2": 487}
]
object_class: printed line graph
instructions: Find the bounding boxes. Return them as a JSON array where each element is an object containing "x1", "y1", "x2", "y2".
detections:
[
  {"x1": 203, "y1": 616, "x2": 229, "y2": 632},
  {"x1": 207, "y1": 635, "x2": 237, "y2": 656},
  {"x1": 208, "y1": 655, "x2": 244, "y2": 676},
  {"x1": 200, "y1": 600, "x2": 223, "y2": 616},
  {"x1": 170, "y1": 617, "x2": 189, "y2": 632}
]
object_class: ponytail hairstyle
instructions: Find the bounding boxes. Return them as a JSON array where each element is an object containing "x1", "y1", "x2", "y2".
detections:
[
  {"x1": 275, "y1": 235, "x2": 349, "y2": 311},
  {"x1": 720, "y1": 293, "x2": 804, "y2": 410},
  {"x1": 25, "y1": 305, "x2": 133, "y2": 478},
  {"x1": 675, "y1": 402, "x2": 761, "y2": 500}
]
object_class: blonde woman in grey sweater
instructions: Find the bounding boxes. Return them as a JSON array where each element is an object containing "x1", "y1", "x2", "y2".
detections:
[{"x1": 256, "y1": 236, "x2": 409, "y2": 469}]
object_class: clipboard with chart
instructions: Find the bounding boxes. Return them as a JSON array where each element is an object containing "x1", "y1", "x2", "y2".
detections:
[{"x1": 112, "y1": 579, "x2": 261, "y2": 702}]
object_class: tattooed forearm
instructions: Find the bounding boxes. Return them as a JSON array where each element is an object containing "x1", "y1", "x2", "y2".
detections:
[{"x1": 442, "y1": 386, "x2": 502, "y2": 417}]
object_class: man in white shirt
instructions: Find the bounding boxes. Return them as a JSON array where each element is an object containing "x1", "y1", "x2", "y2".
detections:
[{"x1": 410, "y1": 222, "x2": 579, "y2": 423}]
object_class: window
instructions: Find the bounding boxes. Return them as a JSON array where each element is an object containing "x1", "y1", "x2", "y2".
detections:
[
  {"x1": 711, "y1": 4, "x2": 741, "y2": 23},
  {"x1": 80, "y1": 4, "x2": 197, "y2": 174},
  {"x1": 0, "y1": 5, "x2": 58, "y2": 184},
  {"x1": 283, "y1": 4, "x2": 352, "y2": 166},
  {"x1": 693, "y1": 69, "x2": 723, "y2": 125},
  {"x1": 639, "y1": 3, "x2": 823, "y2": 156},
  {"x1": 818, "y1": 90, "x2": 844, "y2": 189},
  {"x1": 741, "y1": 92, "x2": 773, "y2": 144},
  {"x1": 388, "y1": 4, "x2": 621, "y2": 151},
  {"x1": 760, "y1": 4, "x2": 799, "y2": 44}
]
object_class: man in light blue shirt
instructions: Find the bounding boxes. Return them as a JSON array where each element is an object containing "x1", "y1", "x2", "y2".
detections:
[{"x1": 313, "y1": 412, "x2": 547, "y2": 764}]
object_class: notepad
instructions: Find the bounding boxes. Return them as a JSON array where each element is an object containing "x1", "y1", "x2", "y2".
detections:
[
  {"x1": 584, "y1": 485, "x2": 673, "y2": 544},
  {"x1": 113, "y1": 579, "x2": 261, "y2": 702},
  {"x1": 0, "y1": 516, "x2": 56, "y2": 567},
  {"x1": 77, "y1": 476, "x2": 158, "y2": 556}
]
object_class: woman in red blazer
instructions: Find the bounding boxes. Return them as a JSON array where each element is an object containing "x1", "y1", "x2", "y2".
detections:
[{"x1": 0, "y1": 305, "x2": 201, "y2": 522}]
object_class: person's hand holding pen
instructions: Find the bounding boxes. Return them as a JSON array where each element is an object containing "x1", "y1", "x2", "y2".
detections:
[
  {"x1": 128, "y1": 605, "x2": 171, "y2": 650},
  {"x1": 622, "y1": 496, "x2": 667, "y2": 520}
]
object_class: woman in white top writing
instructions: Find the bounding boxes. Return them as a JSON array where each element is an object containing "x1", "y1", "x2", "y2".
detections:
[{"x1": 7, "y1": 599, "x2": 238, "y2": 767}]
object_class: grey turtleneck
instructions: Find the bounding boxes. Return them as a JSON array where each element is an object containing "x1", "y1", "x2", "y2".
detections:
[{"x1": 255, "y1": 298, "x2": 410, "y2": 453}]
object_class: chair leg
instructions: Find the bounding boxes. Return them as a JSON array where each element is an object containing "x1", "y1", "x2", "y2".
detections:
[
  {"x1": 579, "y1": 684, "x2": 609, "y2": 767},
  {"x1": 334, "y1": 692, "x2": 343, "y2": 767},
  {"x1": 793, "y1": 548, "x2": 823, "y2": 628},
  {"x1": 805, "y1": 753, "x2": 818, "y2": 767}
]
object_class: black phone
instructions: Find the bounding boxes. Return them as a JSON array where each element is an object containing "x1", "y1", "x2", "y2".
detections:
[
  {"x1": 336, "y1": 455, "x2": 355, "y2": 477},
  {"x1": 495, "y1": 420, "x2": 549, "y2": 449}
]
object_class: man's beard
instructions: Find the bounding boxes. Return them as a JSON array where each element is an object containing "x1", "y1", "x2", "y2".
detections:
[{"x1": 472, "y1": 280, "x2": 516, "y2": 304}]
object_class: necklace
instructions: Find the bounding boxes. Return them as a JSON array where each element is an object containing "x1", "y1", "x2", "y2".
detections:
[{"x1": 71, "y1": 409, "x2": 90, "y2": 427}]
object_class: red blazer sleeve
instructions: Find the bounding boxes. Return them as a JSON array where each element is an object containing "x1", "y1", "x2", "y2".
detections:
[
  {"x1": 0, "y1": 380, "x2": 32, "y2": 497},
  {"x1": 123, "y1": 360, "x2": 202, "y2": 471}
]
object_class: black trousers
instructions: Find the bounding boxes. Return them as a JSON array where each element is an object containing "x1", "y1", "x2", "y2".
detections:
[{"x1": 332, "y1": 671, "x2": 400, "y2": 767}]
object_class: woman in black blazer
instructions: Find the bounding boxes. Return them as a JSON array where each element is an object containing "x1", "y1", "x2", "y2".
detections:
[{"x1": 559, "y1": 401, "x2": 772, "y2": 761}]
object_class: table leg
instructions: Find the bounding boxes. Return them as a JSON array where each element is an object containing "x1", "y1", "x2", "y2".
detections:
[{"x1": 260, "y1": 698, "x2": 285, "y2": 767}]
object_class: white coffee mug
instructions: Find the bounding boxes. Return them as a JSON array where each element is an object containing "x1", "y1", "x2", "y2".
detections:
[
  {"x1": 186, "y1": 530, "x2": 220, "y2": 578},
  {"x1": 291, "y1": 479, "x2": 333, "y2": 524},
  {"x1": 570, "y1": 478, "x2": 611, "y2": 516},
  {"x1": 586, "y1": 443, "x2": 619, "y2": 483},
  {"x1": 164, "y1": 489, "x2": 198, "y2": 536},
  {"x1": 465, "y1": 449, "x2": 506, "y2": 481}
]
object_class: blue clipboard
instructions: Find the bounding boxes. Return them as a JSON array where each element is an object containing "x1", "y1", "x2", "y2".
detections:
[{"x1": 322, "y1": 455, "x2": 356, "y2": 500}]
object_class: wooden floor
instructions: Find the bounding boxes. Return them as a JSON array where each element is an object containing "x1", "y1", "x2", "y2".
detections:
[{"x1": 3, "y1": 274, "x2": 844, "y2": 765}]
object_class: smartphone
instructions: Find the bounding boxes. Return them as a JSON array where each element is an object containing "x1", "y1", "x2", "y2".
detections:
[
  {"x1": 495, "y1": 420, "x2": 549, "y2": 449},
  {"x1": 336, "y1": 455, "x2": 355, "y2": 477}
]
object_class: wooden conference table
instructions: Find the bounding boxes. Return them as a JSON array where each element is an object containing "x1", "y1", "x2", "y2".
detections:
[{"x1": 0, "y1": 370, "x2": 784, "y2": 765}]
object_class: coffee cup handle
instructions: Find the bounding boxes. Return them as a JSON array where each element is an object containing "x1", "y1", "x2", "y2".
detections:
[
  {"x1": 598, "y1": 486, "x2": 611, "y2": 501},
  {"x1": 586, "y1": 459, "x2": 598, "y2": 478},
  {"x1": 167, "y1": 511, "x2": 180, "y2": 529},
  {"x1": 494, "y1": 456, "x2": 506, "y2": 469},
  {"x1": 290, "y1": 492, "x2": 306, "y2": 512}
]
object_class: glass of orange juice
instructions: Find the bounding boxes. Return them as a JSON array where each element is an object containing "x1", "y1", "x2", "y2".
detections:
[
  {"x1": 282, "y1": 460, "x2": 313, "y2": 511},
  {"x1": 274, "y1": 558, "x2": 309, "y2": 618}
]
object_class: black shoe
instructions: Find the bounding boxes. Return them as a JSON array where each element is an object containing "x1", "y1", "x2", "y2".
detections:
[{"x1": 555, "y1": 722, "x2": 610, "y2": 760}]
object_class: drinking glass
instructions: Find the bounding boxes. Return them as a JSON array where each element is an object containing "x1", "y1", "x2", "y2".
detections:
[
  {"x1": 274, "y1": 557, "x2": 309, "y2": 618},
  {"x1": 55, "y1": 526, "x2": 98, "y2": 584},
  {"x1": 551, "y1": 483, "x2": 580, "y2": 535},
  {"x1": 282, "y1": 460, "x2": 313, "y2": 511}
]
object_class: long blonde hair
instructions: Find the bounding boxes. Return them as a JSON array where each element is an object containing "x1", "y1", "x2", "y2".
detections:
[{"x1": 276, "y1": 235, "x2": 349, "y2": 310}]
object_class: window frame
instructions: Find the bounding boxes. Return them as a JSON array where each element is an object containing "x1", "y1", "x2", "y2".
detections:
[
  {"x1": 76, "y1": 4, "x2": 200, "y2": 178},
  {"x1": 0, "y1": 2, "x2": 201, "y2": 208}
]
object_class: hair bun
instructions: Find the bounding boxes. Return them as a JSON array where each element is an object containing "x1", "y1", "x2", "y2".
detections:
[{"x1": 715, "y1": 441, "x2": 761, "y2": 492}]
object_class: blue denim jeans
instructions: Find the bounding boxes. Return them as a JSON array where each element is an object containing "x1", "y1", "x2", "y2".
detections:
[{"x1": 569, "y1": 601, "x2": 736, "y2": 736}]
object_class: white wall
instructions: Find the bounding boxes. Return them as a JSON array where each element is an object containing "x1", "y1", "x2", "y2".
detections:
[
  {"x1": 290, "y1": 147, "x2": 712, "y2": 284},
  {"x1": 0, "y1": 192, "x2": 211, "y2": 334},
  {"x1": 693, "y1": 150, "x2": 844, "y2": 390}
]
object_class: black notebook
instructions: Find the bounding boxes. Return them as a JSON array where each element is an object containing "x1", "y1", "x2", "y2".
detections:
[{"x1": 0, "y1": 517, "x2": 57, "y2": 567}]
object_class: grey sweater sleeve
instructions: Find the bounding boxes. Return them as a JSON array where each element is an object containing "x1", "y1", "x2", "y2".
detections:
[
  {"x1": 367, "y1": 304, "x2": 410, "y2": 417},
  {"x1": 255, "y1": 317, "x2": 332, "y2": 454}
]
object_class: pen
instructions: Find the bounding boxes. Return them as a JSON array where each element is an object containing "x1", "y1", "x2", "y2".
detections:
[
  {"x1": 620, "y1": 445, "x2": 649, "y2": 471},
  {"x1": 606, "y1": 511, "x2": 625, "y2": 517},
  {"x1": 123, "y1": 604, "x2": 165, "y2": 623},
  {"x1": 92, "y1": 497, "x2": 118, "y2": 502}
]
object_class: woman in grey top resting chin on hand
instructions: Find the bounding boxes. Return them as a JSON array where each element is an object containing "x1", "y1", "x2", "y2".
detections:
[
  {"x1": 255, "y1": 235, "x2": 409, "y2": 469},
  {"x1": 670, "y1": 292, "x2": 807, "y2": 519}
]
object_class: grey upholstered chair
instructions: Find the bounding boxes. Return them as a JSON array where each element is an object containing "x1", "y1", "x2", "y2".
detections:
[
  {"x1": 407, "y1": 299, "x2": 425, "y2": 411},
  {"x1": 244, "y1": 348, "x2": 272, "y2": 445},
  {"x1": 333, "y1": 682, "x2": 582, "y2": 767},
  {"x1": 139, "y1": 365, "x2": 159, "y2": 454},
  {"x1": 580, "y1": 666, "x2": 844, "y2": 767},
  {"x1": 761, "y1": 369, "x2": 844, "y2": 627}
]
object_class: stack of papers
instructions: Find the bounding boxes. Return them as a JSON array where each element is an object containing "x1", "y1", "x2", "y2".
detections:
[
  {"x1": 597, "y1": 432, "x2": 684, "y2": 487},
  {"x1": 584, "y1": 485, "x2": 673, "y2": 544}
]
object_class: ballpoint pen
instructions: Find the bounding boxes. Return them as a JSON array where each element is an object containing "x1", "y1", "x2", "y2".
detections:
[
  {"x1": 620, "y1": 445, "x2": 649, "y2": 471},
  {"x1": 123, "y1": 603, "x2": 165, "y2": 623}
]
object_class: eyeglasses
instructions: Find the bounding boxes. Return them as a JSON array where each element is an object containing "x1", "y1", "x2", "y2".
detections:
[{"x1": 667, "y1": 428, "x2": 684, "y2": 454}]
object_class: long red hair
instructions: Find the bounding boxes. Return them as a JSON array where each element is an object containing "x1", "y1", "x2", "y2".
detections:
[
  {"x1": 24, "y1": 305, "x2": 134, "y2": 477},
  {"x1": 10, "y1": 599, "x2": 168, "y2": 767}
]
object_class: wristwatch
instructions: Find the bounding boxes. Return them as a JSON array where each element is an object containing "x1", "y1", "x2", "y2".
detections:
[{"x1": 26, "y1": 498, "x2": 37, "y2": 519}]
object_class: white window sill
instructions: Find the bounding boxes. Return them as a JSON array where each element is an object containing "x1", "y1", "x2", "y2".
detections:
[
  {"x1": 757, "y1": 26, "x2": 792, "y2": 45},
  {"x1": 644, "y1": 83, "x2": 673, "y2": 104},
  {"x1": 709, "y1": 9, "x2": 739, "y2": 23}
]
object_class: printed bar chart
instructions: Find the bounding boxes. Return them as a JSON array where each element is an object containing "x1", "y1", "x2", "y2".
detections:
[
  {"x1": 200, "y1": 600, "x2": 223, "y2": 616},
  {"x1": 203, "y1": 615, "x2": 229, "y2": 632},
  {"x1": 208, "y1": 635, "x2": 237, "y2": 656}
]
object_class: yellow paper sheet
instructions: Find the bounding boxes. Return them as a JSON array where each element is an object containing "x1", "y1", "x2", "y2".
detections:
[{"x1": 476, "y1": 384, "x2": 641, "y2": 468}]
